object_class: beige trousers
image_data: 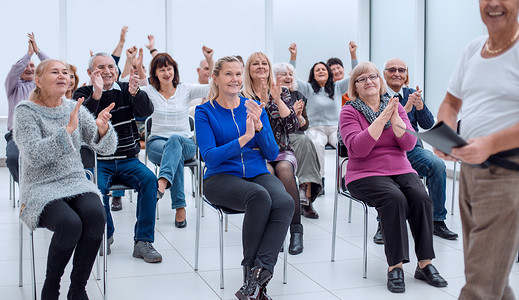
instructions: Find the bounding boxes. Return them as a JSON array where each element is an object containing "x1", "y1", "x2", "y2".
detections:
[{"x1": 458, "y1": 156, "x2": 519, "y2": 300}]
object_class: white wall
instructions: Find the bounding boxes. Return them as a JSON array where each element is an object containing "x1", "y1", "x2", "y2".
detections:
[
  {"x1": 272, "y1": 0, "x2": 359, "y2": 81},
  {"x1": 424, "y1": 0, "x2": 486, "y2": 115}
]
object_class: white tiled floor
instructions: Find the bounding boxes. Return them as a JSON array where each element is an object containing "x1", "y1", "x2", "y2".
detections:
[{"x1": 2, "y1": 150, "x2": 519, "y2": 299}]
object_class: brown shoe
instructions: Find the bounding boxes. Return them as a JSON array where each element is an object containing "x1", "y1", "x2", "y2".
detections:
[{"x1": 302, "y1": 203, "x2": 319, "y2": 219}]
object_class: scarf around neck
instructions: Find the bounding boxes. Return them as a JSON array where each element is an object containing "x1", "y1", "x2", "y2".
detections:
[{"x1": 347, "y1": 94, "x2": 392, "y2": 129}]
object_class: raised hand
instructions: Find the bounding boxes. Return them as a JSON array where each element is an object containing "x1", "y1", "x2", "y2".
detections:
[
  {"x1": 120, "y1": 26, "x2": 128, "y2": 43},
  {"x1": 245, "y1": 99, "x2": 265, "y2": 131},
  {"x1": 408, "y1": 85, "x2": 424, "y2": 110},
  {"x1": 145, "y1": 34, "x2": 155, "y2": 51},
  {"x1": 126, "y1": 46, "x2": 137, "y2": 62},
  {"x1": 349, "y1": 41, "x2": 357, "y2": 54},
  {"x1": 27, "y1": 40, "x2": 34, "y2": 56},
  {"x1": 293, "y1": 99, "x2": 304, "y2": 117},
  {"x1": 96, "y1": 102, "x2": 115, "y2": 137},
  {"x1": 289, "y1": 43, "x2": 297, "y2": 60},
  {"x1": 202, "y1": 45, "x2": 214, "y2": 60},
  {"x1": 90, "y1": 50, "x2": 94, "y2": 57},
  {"x1": 128, "y1": 66, "x2": 139, "y2": 95},
  {"x1": 67, "y1": 97, "x2": 84, "y2": 134},
  {"x1": 270, "y1": 79, "x2": 282, "y2": 103},
  {"x1": 133, "y1": 48, "x2": 143, "y2": 69},
  {"x1": 28, "y1": 32, "x2": 40, "y2": 54},
  {"x1": 90, "y1": 70, "x2": 104, "y2": 94}
]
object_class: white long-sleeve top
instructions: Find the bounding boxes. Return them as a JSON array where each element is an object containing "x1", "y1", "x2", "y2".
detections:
[{"x1": 141, "y1": 83, "x2": 209, "y2": 138}]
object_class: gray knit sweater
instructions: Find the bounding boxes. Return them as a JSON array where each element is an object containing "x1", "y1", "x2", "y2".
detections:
[{"x1": 13, "y1": 99, "x2": 118, "y2": 230}]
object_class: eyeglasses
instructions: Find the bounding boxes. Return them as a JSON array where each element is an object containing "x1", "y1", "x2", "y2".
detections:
[
  {"x1": 355, "y1": 74, "x2": 379, "y2": 84},
  {"x1": 385, "y1": 67, "x2": 407, "y2": 74}
]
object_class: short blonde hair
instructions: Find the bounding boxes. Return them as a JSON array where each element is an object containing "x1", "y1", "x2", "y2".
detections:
[{"x1": 347, "y1": 61, "x2": 386, "y2": 100}]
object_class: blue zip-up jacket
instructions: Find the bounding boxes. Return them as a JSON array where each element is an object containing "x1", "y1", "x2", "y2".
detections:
[{"x1": 195, "y1": 96, "x2": 279, "y2": 179}]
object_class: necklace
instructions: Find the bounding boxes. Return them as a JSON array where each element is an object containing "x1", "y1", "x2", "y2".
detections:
[{"x1": 485, "y1": 27, "x2": 519, "y2": 54}]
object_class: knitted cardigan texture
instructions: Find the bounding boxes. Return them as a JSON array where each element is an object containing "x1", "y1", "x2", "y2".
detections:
[{"x1": 13, "y1": 99, "x2": 117, "y2": 230}]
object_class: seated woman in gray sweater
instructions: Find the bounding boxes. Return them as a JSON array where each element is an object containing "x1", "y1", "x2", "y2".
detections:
[{"x1": 14, "y1": 59, "x2": 117, "y2": 300}]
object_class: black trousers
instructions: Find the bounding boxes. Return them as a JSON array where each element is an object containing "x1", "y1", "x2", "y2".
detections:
[
  {"x1": 204, "y1": 173, "x2": 294, "y2": 273},
  {"x1": 347, "y1": 173, "x2": 435, "y2": 266},
  {"x1": 5, "y1": 131, "x2": 19, "y2": 183}
]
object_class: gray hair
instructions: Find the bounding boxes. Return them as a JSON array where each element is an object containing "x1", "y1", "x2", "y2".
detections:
[
  {"x1": 88, "y1": 52, "x2": 117, "y2": 71},
  {"x1": 272, "y1": 62, "x2": 298, "y2": 91}
]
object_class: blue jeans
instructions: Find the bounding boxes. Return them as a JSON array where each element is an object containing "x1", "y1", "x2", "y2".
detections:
[
  {"x1": 407, "y1": 146, "x2": 447, "y2": 221},
  {"x1": 97, "y1": 157, "x2": 158, "y2": 242},
  {"x1": 146, "y1": 135, "x2": 196, "y2": 209}
]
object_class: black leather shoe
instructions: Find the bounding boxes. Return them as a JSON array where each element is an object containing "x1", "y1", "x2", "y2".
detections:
[
  {"x1": 433, "y1": 221, "x2": 458, "y2": 240},
  {"x1": 373, "y1": 222, "x2": 384, "y2": 245},
  {"x1": 302, "y1": 203, "x2": 319, "y2": 219},
  {"x1": 387, "y1": 267, "x2": 405, "y2": 293},
  {"x1": 289, "y1": 232, "x2": 303, "y2": 255},
  {"x1": 414, "y1": 264, "x2": 448, "y2": 287},
  {"x1": 111, "y1": 196, "x2": 122, "y2": 211}
]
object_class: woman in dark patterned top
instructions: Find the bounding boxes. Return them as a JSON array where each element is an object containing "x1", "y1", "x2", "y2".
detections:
[{"x1": 242, "y1": 52, "x2": 305, "y2": 255}]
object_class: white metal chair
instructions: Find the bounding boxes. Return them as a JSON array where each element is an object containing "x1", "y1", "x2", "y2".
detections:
[
  {"x1": 194, "y1": 150, "x2": 288, "y2": 289},
  {"x1": 331, "y1": 133, "x2": 368, "y2": 278}
]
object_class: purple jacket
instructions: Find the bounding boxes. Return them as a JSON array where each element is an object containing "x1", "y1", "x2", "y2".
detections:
[{"x1": 5, "y1": 52, "x2": 49, "y2": 131}]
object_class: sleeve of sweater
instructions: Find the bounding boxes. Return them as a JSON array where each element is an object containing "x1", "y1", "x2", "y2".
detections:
[
  {"x1": 13, "y1": 104, "x2": 76, "y2": 167},
  {"x1": 186, "y1": 83, "x2": 210, "y2": 101},
  {"x1": 395, "y1": 104, "x2": 418, "y2": 151},
  {"x1": 339, "y1": 105, "x2": 378, "y2": 158},
  {"x1": 278, "y1": 90, "x2": 299, "y2": 134},
  {"x1": 335, "y1": 59, "x2": 359, "y2": 96},
  {"x1": 195, "y1": 105, "x2": 243, "y2": 169},
  {"x1": 5, "y1": 54, "x2": 31, "y2": 96},
  {"x1": 78, "y1": 106, "x2": 118, "y2": 155}
]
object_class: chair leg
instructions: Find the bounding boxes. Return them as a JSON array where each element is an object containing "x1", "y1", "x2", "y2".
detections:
[
  {"x1": 19, "y1": 221, "x2": 23, "y2": 287},
  {"x1": 348, "y1": 198, "x2": 353, "y2": 223},
  {"x1": 29, "y1": 230, "x2": 36, "y2": 300},
  {"x1": 103, "y1": 223, "x2": 108, "y2": 300},
  {"x1": 331, "y1": 187, "x2": 339, "y2": 262},
  {"x1": 451, "y1": 161, "x2": 458, "y2": 215},
  {"x1": 283, "y1": 234, "x2": 288, "y2": 284},
  {"x1": 217, "y1": 209, "x2": 224, "y2": 289},
  {"x1": 194, "y1": 200, "x2": 201, "y2": 271},
  {"x1": 155, "y1": 165, "x2": 160, "y2": 220},
  {"x1": 361, "y1": 203, "x2": 368, "y2": 279},
  {"x1": 224, "y1": 214, "x2": 229, "y2": 232}
]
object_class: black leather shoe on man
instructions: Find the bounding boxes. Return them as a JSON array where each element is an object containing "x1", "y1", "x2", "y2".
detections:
[
  {"x1": 111, "y1": 196, "x2": 122, "y2": 211},
  {"x1": 433, "y1": 221, "x2": 458, "y2": 240},
  {"x1": 414, "y1": 264, "x2": 448, "y2": 287},
  {"x1": 387, "y1": 267, "x2": 405, "y2": 293},
  {"x1": 373, "y1": 222, "x2": 384, "y2": 244}
]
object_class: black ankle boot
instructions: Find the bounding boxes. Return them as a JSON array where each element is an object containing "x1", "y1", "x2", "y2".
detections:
[
  {"x1": 289, "y1": 224, "x2": 304, "y2": 255},
  {"x1": 235, "y1": 266, "x2": 272, "y2": 300},
  {"x1": 41, "y1": 245, "x2": 75, "y2": 300},
  {"x1": 242, "y1": 265, "x2": 252, "y2": 285},
  {"x1": 67, "y1": 237, "x2": 103, "y2": 300}
]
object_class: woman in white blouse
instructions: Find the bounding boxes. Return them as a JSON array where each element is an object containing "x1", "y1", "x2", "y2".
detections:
[{"x1": 140, "y1": 50, "x2": 212, "y2": 228}]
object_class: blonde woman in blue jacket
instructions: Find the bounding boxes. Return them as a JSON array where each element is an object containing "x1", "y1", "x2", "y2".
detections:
[{"x1": 195, "y1": 56, "x2": 294, "y2": 300}]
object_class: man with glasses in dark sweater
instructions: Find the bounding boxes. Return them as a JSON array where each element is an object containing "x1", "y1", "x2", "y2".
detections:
[{"x1": 74, "y1": 52, "x2": 162, "y2": 263}]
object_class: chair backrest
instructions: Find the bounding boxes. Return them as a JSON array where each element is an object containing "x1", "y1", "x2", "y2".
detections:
[
  {"x1": 80, "y1": 145, "x2": 96, "y2": 169},
  {"x1": 337, "y1": 130, "x2": 348, "y2": 158},
  {"x1": 189, "y1": 115, "x2": 194, "y2": 132}
]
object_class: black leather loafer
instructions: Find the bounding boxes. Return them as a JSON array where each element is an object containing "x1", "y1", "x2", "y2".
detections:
[
  {"x1": 433, "y1": 221, "x2": 458, "y2": 240},
  {"x1": 414, "y1": 264, "x2": 448, "y2": 287},
  {"x1": 387, "y1": 267, "x2": 405, "y2": 293}
]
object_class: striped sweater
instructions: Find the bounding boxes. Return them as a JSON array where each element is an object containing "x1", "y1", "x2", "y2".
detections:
[{"x1": 73, "y1": 82, "x2": 154, "y2": 160}]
